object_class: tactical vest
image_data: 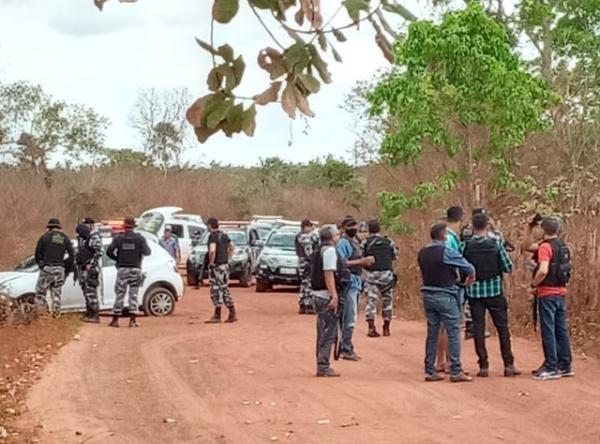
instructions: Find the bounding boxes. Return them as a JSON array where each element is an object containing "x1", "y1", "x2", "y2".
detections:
[
  {"x1": 364, "y1": 235, "x2": 394, "y2": 271},
  {"x1": 417, "y1": 244, "x2": 457, "y2": 287},
  {"x1": 115, "y1": 231, "x2": 144, "y2": 268},
  {"x1": 311, "y1": 246, "x2": 341, "y2": 291},
  {"x1": 345, "y1": 236, "x2": 363, "y2": 275},
  {"x1": 540, "y1": 238, "x2": 571, "y2": 287},
  {"x1": 76, "y1": 238, "x2": 95, "y2": 266},
  {"x1": 463, "y1": 237, "x2": 502, "y2": 281},
  {"x1": 39, "y1": 231, "x2": 70, "y2": 266}
]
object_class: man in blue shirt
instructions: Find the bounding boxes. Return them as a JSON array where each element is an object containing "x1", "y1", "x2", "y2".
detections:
[
  {"x1": 336, "y1": 217, "x2": 374, "y2": 361},
  {"x1": 418, "y1": 222, "x2": 475, "y2": 383}
]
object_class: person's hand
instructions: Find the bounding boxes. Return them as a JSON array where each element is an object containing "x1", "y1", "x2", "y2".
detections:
[
  {"x1": 465, "y1": 273, "x2": 476, "y2": 286},
  {"x1": 85, "y1": 264, "x2": 92, "y2": 271},
  {"x1": 329, "y1": 295, "x2": 338, "y2": 311},
  {"x1": 528, "y1": 286, "x2": 537, "y2": 297},
  {"x1": 363, "y1": 256, "x2": 375, "y2": 266}
]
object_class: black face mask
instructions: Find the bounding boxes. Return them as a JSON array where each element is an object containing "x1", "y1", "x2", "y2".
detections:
[{"x1": 346, "y1": 228, "x2": 357, "y2": 238}]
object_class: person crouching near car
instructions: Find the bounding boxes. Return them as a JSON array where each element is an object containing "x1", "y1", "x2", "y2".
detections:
[
  {"x1": 106, "y1": 218, "x2": 151, "y2": 328},
  {"x1": 312, "y1": 224, "x2": 343, "y2": 377},
  {"x1": 417, "y1": 223, "x2": 475, "y2": 383},
  {"x1": 529, "y1": 217, "x2": 574, "y2": 380},
  {"x1": 205, "y1": 217, "x2": 237, "y2": 324},
  {"x1": 461, "y1": 213, "x2": 521, "y2": 378}
]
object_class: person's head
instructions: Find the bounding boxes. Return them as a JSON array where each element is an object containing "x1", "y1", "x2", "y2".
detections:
[
  {"x1": 46, "y1": 218, "x2": 61, "y2": 231},
  {"x1": 541, "y1": 217, "x2": 561, "y2": 238},
  {"x1": 472, "y1": 213, "x2": 489, "y2": 234},
  {"x1": 430, "y1": 222, "x2": 447, "y2": 242},
  {"x1": 124, "y1": 217, "x2": 136, "y2": 230},
  {"x1": 164, "y1": 225, "x2": 172, "y2": 238},
  {"x1": 319, "y1": 224, "x2": 340, "y2": 246},
  {"x1": 82, "y1": 217, "x2": 95, "y2": 231},
  {"x1": 368, "y1": 219, "x2": 381, "y2": 235},
  {"x1": 75, "y1": 223, "x2": 91, "y2": 239},
  {"x1": 193, "y1": 230, "x2": 201, "y2": 238},
  {"x1": 342, "y1": 217, "x2": 358, "y2": 238},
  {"x1": 357, "y1": 221, "x2": 369, "y2": 242},
  {"x1": 472, "y1": 208, "x2": 486, "y2": 216},
  {"x1": 446, "y1": 206, "x2": 464, "y2": 224},
  {"x1": 207, "y1": 217, "x2": 219, "y2": 232},
  {"x1": 301, "y1": 218, "x2": 313, "y2": 233}
]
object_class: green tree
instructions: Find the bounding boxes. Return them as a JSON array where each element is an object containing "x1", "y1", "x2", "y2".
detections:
[
  {"x1": 368, "y1": 2, "x2": 558, "y2": 231},
  {"x1": 0, "y1": 81, "x2": 109, "y2": 188}
]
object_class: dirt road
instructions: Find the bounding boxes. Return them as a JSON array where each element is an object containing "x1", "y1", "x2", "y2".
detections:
[{"x1": 21, "y1": 286, "x2": 600, "y2": 444}]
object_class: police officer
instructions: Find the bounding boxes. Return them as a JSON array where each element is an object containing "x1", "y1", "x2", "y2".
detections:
[
  {"x1": 106, "y1": 218, "x2": 151, "y2": 328},
  {"x1": 363, "y1": 219, "x2": 398, "y2": 337},
  {"x1": 295, "y1": 219, "x2": 320, "y2": 314},
  {"x1": 205, "y1": 217, "x2": 237, "y2": 324},
  {"x1": 34, "y1": 218, "x2": 75, "y2": 317},
  {"x1": 75, "y1": 219, "x2": 103, "y2": 323}
]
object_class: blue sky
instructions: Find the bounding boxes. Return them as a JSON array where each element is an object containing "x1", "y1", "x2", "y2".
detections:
[{"x1": 0, "y1": 0, "x2": 453, "y2": 166}]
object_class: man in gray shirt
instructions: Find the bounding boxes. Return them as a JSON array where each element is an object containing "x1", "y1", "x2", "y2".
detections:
[
  {"x1": 312, "y1": 224, "x2": 342, "y2": 377},
  {"x1": 159, "y1": 226, "x2": 180, "y2": 263}
]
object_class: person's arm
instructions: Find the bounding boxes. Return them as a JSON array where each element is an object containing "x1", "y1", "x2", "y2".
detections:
[
  {"x1": 208, "y1": 238, "x2": 217, "y2": 267},
  {"x1": 337, "y1": 239, "x2": 372, "y2": 267},
  {"x1": 89, "y1": 234, "x2": 103, "y2": 268},
  {"x1": 35, "y1": 236, "x2": 44, "y2": 267},
  {"x1": 106, "y1": 238, "x2": 118, "y2": 261},
  {"x1": 443, "y1": 248, "x2": 476, "y2": 283},
  {"x1": 325, "y1": 270, "x2": 338, "y2": 309},
  {"x1": 227, "y1": 240, "x2": 234, "y2": 259},
  {"x1": 498, "y1": 241, "x2": 513, "y2": 274},
  {"x1": 64, "y1": 237, "x2": 75, "y2": 271},
  {"x1": 532, "y1": 243, "x2": 552, "y2": 286},
  {"x1": 522, "y1": 221, "x2": 543, "y2": 253},
  {"x1": 141, "y1": 237, "x2": 151, "y2": 256},
  {"x1": 391, "y1": 238, "x2": 399, "y2": 261}
]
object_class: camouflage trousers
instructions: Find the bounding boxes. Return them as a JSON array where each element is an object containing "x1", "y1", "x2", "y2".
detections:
[
  {"x1": 364, "y1": 270, "x2": 394, "y2": 322},
  {"x1": 298, "y1": 258, "x2": 314, "y2": 309},
  {"x1": 35, "y1": 265, "x2": 65, "y2": 315},
  {"x1": 79, "y1": 266, "x2": 100, "y2": 315},
  {"x1": 113, "y1": 267, "x2": 142, "y2": 315},
  {"x1": 209, "y1": 264, "x2": 234, "y2": 308}
]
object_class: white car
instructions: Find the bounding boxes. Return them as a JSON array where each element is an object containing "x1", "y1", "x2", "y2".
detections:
[
  {"x1": 0, "y1": 237, "x2": 184, "y2": 317},
  {"x1": 137, "y1": 206, "x2": 206, "y2": 263}
]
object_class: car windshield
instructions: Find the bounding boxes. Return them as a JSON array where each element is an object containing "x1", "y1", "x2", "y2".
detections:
[
  {"x1": 137, "y1": 212, "x2": 164, "y2": 235},
  {"x1": 198, "y1": 230, "x2": 247, "y2": 246},
  {"x1": 266, "y1": 231, "x2": 296, "y2": 249},
  {"x1": 14, "y1": 256, "x2": 38, "y2": 271}
]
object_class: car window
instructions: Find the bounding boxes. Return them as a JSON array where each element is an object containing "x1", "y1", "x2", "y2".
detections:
[
  {"x1": 169, "y1": 224, "x2": 184, "y2": 239},
  {"x1": 14, "y1": 256, "x2": 38, "y2": 271},
  {"x1": 137, "y1": 212, "x2": 164, "y2": 235},
  {"x1": 226, "y1": 231, "x2": 248, "y2": 246},
  {"x1": 266, "y1": 231, "x2": 296, "y2": 249},
  {"x1": 188, "y1": 225, "x2": 205, "y2": 238},
  {"x1": 102, "y1": 246, "x2": 116, "y2": 268}
]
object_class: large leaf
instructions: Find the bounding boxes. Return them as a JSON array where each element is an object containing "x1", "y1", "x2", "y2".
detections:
[
  {"x1": 186, "y1": 95, "x2": 210, "y2": 127},
  {"x1": 217, "y1": 44, "x2": 235, "y2": 62},
  {"x1": 249, "y1": 0, "x2": 276, "y2": 9},
  {"x1": 300, "y1": 0, "x2": 323, "y2": 28},
  {"x1": 221, "y1": 103, "x2": 244, "y2": 137},
  {"x1": 241, "y1": 105, "x2": 257, "y2": 137},
  {"x1": 206, "y1": 99, "x2": 234, "y2": 129},
  {"x1": 207, "y1": 67, "x2": 224, "y2": 92},
  {"x1": 284, "y1": 43, "x2": 311, "y2": 74},
  {"x1": 295, "y1": 88, "x2": 315, "y2": 117},
  {"x1": 194, "y1": 125, "x2": 218, "y2": 143},
  {"x1": 195, "y1": 38, "x2": 218, "y2": 55},
  {"x1": 257, "y1": 48, "x2": 287, "y2": 80},
  {"x1": 212, "y1": 0, "x2": 239, "y2": 24},
  {"x1": 308, "y1": 44, "x2": 332, "y2": 83},
  {"x1": 342, "y1": 0, "x2": 369, "y2": 23},
  {"x1": 297, "y1": 73, "x2": 320, "y2": 94},
  {"x1": 232, "y1": 56, "x2": 246, "y2": 87},
  {"x1": 281, "y1": 83, "x2": 297, "y2": 119},
  {"x1": 253, "y1": 81, "x2": 282, "y2": 105}
]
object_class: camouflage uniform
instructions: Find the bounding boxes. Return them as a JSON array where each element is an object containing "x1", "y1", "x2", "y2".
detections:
[
  {"x1": 113, "y1": 268, "x2": 143, "y2": 315},
  {"x1": 209, "y1": 264, "x2": 234, "y2": 308},
  {"x1": 364, "y1": 236, "x2": 398, "y2": 322},
  {"x1": 296, "y1": 231, "x2": 319, "y2": 311},
  {"x1": 79, "y1": 231, "x2": 103, "y2": 317},
  {"x1": 35, "y1": 265, "x2": 66, "y2": 315}
]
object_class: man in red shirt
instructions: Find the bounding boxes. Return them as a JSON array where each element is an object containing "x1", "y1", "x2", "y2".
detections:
[{"x1": 530, "y1": 217, "x2": 574, "y2": 380}]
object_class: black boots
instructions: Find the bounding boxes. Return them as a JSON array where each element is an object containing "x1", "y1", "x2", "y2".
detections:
[
  {"x1": 383, "y1": 320, "x2": 391, "y2": 337},
  {"x1": 129, "y1": 313, "x2": 139, "y2": 328},
  {"x1": 84, "y1": 313, "x2": 100, "y2": 324},
  {"x1": 205, "y1": 307, "x2": 222, "y2": 324},
  {"x1": 367, "y1": 319, "x2": 380, "y2": 337},
  {"x1": 108, "y1": 315, "x2": 119, "y2": 328},
  {"x1": 224, "y1": 306, "x2": 238, "y2": 323}
]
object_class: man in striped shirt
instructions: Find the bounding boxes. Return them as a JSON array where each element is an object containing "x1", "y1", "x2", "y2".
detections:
[{"x1": 461, "y1": 213, "x2": 521, "y2": 378}]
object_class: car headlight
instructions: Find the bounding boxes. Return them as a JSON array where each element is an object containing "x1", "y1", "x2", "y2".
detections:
[
  {"x1": 231, "y1": 253, "x2": 246, "y2": 262},
  {"x1": 260, "y1": 255, "x2": 277, "y2": 268}
]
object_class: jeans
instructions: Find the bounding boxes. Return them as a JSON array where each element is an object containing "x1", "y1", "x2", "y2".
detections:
[
  {"x1": 468, "y1": 295, "x2": 514, "y2": 369},
  {"x1": 314, "y1": 296, "x2": 339, "y2": 372},
  {"x1": 423, "y1": 291, "x2": 463, "y2": 376},
  {"x1": 538, "y1": 296, "x2": 572, "y2": 372},
  {"x1": 340, "y1": 286, "x2": 360, "y2": 355}
]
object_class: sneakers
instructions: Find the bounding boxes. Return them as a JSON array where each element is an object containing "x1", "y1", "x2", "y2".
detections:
[
  {"x1": 532, "y1": 370, "x2": 561, "y2": 380},
  {"x1": 340, "y1": 352, "x2": 361, "y2": 362},
  {"x1": 450, "y1": 372, "x2": 473, "y2": 383},
  {"x1": 425, "y1": 373, "x2": 445, "y2": 382},
  {"x1": 558, "y1": 368, "x2": 576, "y2": 378},
  {"x1": 531, "y1": 364, "x2": 546, "y2": 376},
  {"x1": 316, "y1": 368, "x2": 341, "y2": 377},
  {"x1": 504, "y1": 365, "x2": 522, "y2": 377}
]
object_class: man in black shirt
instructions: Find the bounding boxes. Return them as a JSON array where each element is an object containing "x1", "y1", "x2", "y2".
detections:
[
  {"x1": 205, "y1": 217, "x2": 236, "y2": 324},
  {"x1": 34, "y1": 218, "x2": 75, "y2": 317},
  {"x1": 106, "y1": 218, "x2": 151, "y2": 327},
  {"x1": 75, "y1": 221, "x2": 103, "y2": 323}
]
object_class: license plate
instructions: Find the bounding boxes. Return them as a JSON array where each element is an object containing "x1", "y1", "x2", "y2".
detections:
[{"x1": 280, "y1": 267, "x2": 296, "y2": 275}]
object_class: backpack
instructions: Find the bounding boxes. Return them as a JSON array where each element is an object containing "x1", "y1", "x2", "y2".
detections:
[{"x1": 548, "y1": 239, "x2": 572, "y2": 286}]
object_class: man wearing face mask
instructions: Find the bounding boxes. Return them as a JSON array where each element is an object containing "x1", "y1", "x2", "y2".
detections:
[{"x1": 336, "y1": 217, "x2": 375, "y2": 361}]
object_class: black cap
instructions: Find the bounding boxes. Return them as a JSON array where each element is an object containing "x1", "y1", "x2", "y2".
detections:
[
  {"x1": 83, "y1": 217, "x2": 96, "y2": 224},
  {"x1": 46, "y1": 218, "x2": 61, "y2": 229},
  {"x1": 76, "y1": 223, "x2": 91, "y2": 239},
  {"x1": 301, "y1": 219, "x2": 313, "y2": 229},
  {"x1": 342, "y1": 216, "x2": 357, "y2": 228},
  {"x1": 207, "y1": 217, "x2": 219, "y2": 229},
  {"x1": 124, "y1": 218, "x2": 136, "y2": 228}
]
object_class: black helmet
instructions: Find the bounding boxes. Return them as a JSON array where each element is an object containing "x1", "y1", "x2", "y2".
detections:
[{"x1": 46, "y1": 218, "x2": 61, "y2": 229}]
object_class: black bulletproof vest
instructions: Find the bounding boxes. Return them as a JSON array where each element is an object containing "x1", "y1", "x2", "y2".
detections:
[
  {"x1": 463, "y1": 237, "x2": 502, "y2": 281},
  {"x1": 76, "y1": 237, "x2": 95, "y2": 266},
  {"x1": 346, "y1": 236, "x2": 363, "y2": 275},
  {"x1": 364, "y1": 235, "x2": 394, "y2": 271},
  {"x1": 311, "y1": 246, "x2": 341, "y2": 291},
  {"x1": 40, "y1": 231, "x2": 70, "y2": 265},
  {"x1": 115, "y1": 231, "x2": 145, "y2": 268},
  {"x1": 541, "y1": 238, "x2": 571, "y2": 287},
  {"x1": 417, "y1": 244, "x2": 457, "y2": 287}
]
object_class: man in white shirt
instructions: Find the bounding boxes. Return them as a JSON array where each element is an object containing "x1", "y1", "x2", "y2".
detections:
[{"x1": 311, "y1": 224, "x2": 342, "y2": 377}]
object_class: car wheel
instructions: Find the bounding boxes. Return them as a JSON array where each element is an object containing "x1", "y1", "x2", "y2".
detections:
[
  {"x1": 239, "y1": 263, "x2": 252, "y2": 288},
  {"x1": 187, "y1": 271, "x2": 198, "y2": 287},
  {"x1": 255, "y1": 280, "x2": 271, "y2": 293},
  {"x1": 143, "y1": 287, "x2": 175, "y2": 316}
]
